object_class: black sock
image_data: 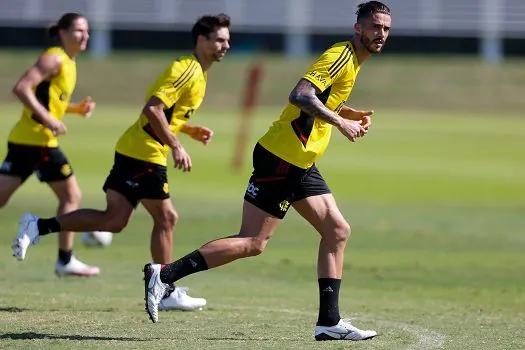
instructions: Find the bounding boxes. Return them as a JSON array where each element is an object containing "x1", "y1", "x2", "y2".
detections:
[
  {"x1": 160, "y1": 250, "x2": 208, "y2": 284},
  {"x1": 58, "y1": 249, "x2": 72, "y2": 265},
  {"x1": 317, "y1": 278, "x2": 341, "y2": 326},
  {"x1": 37, "y1": 218, "x2": 61, "y2": 236}
]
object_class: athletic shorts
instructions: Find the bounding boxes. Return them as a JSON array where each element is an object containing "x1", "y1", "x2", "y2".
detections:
[
  {"x1": 103, "y1": 152, "x2": 169, "y2": 208},
  {"x1": 243, "y1": 143, "x2": 331, "y2": 219},
  {"x1": 0, "y1": 142, "x2": 73, "y2": 183}
]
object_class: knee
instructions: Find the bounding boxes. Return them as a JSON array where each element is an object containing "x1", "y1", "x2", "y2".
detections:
[
  {"x1": 165, "y1": 208, "x2": 179, "y2": 228},
  {"x1": 104, "y1": 212, "x2": 131, "y2": 233},
  {"x1": 327, "y1": 220, "x2": 351, "y2": 246},
  {"x1": 245, "y1": 237, "x2": 269, "y2": 257},
  {"x1": 154, "y1": 208, "x2": 178, "y2": 232}
]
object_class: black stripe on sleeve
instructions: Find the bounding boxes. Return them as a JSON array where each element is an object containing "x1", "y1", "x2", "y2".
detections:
[
  {"x1": 172, "y1": 62, "x2": 197, "y2": 91},
  {"x1": 170, "y1": 61, "x2": 194, "y2": 88},
  {"x1": 328, "y1": 44, "x2": 351, "y2": 78}
]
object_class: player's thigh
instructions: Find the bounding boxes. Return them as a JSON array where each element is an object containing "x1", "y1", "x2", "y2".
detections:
[
  {"x1": 239, "y1": 200, "x2": 281, "y2": 241},
  {"x1": 292, "y1": 167, "x2": 349, "y2": 240},
  {"x1": 46, "y1": 175, "x2": 81, "y2": 205},
  {"x1": 293, "y1": 193, "x2": 349, "y2": 240},
  {"x1": 141, "y1": 198, "x2": 177, "y2": 227},
  {"x1": 105, "y1": 189, "x2": 135, "y2": 223},
  {"x1": 0, "y1": 174, "x2": 22, "y2": 206}
]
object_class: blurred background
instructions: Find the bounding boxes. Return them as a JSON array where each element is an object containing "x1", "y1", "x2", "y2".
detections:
[
  {"x1": 0, "y1": 1, "x2": 524, "y2": 348},
  {"x1": 0, "y1": 0, "x2": 524, "y2": 111}
]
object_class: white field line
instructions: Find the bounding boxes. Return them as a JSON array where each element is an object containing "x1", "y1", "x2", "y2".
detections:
[{"x1": 222, "y1": 304, "x2": 446, "y2": 349}]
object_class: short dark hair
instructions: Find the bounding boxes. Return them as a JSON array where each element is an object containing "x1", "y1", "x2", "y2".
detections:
[
  {"x1": 191, "y1": 13, "x2": 231, "y2": 46},
  {"x1": 356, "y1": 1, "x2": 391, "y2": 21},
  {"x1": 48, "y1": 12, "x2": 85, "y2": 39}
]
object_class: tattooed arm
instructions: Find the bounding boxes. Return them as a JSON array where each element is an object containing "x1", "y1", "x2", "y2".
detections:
[
  {"x1": 288, "y1": 79, "x2": 365, "y2": 142},
  {"x1": 289, "y1": 79, "x2": 343, "y2": 127}
]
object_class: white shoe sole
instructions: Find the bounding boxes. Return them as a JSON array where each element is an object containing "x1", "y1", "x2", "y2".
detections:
[
  {"x1": 12, "y1": 213, "x2": 38, "y2": 261},
  {"x1": 11, "y1": 239, "x2": 27, "y2": 261},
  {"x1": 143, "y1": 264, "x2": 165, "y2": 323}
]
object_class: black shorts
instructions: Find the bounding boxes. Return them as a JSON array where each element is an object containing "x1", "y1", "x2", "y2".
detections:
[
  {"x1": 103, "y1": 152, "x2": 169, "y2": 208},
  {"x1": 244, "y1": 143, "x2": 331, "y2": 219},
  {"x1": 0, "y1": 142, "x2": 73, "y2": 183}
]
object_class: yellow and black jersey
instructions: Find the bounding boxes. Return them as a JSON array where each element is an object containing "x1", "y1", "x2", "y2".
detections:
[
  {"x1": 8, "y1": 46, "x2": 77, "y2": 147},
  {"x1": 258, "y1": 41, "x2": 361, "y2": 169},
  {"x1": 116, "y1": 54, "x2": 207, "y2": 166}
]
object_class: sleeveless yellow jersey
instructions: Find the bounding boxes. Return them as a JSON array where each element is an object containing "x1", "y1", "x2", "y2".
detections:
[
  {"x1": 259, "y1": 42, "x2": 360, "y2": 169},
  {"x1": 116, "y1": 55, "x2": 206, "y2": 166},
  {"x1": 8, "y1": 46, "x2": 76, "y2": 147}
]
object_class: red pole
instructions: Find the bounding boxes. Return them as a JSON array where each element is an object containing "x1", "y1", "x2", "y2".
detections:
[{"x1": 232, "y1": 62, "x2": 263, "y2": 171}]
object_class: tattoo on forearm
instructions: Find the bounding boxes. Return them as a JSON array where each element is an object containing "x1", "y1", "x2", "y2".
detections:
[{"x1": 289, "y1": 79, "x2": 341, "y2": 126}]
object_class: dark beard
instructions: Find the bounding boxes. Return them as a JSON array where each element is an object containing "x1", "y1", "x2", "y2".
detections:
[{"x1": 360, "y1": 36, "x2": 381, "y2": 54}]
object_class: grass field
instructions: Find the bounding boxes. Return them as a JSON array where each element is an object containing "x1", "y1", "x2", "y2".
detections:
[{"x1": 0, "y1": 102, "x2": 524, "y2": 350}]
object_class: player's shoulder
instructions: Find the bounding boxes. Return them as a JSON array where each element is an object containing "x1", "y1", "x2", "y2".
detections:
[
  {"x1": 323, "y1": 41, "x2": 351, "y2": 56},
  {"x1": 40, "y1": 46, "x2": 64, "y2": 61},
  {"x1": 168, "y1": 54, "x2": 198, "y2": 70},
  {"x1": 44, "y1": 46, "x2": 63, "y2": 55},
  {"x1": 35, "y1": 46, "x2": 65, "y2": 71},
  {"x1": 163, "y1": 55, "x2": 200, "y2": 80}
]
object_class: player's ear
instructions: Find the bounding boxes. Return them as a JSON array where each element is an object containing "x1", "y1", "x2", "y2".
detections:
[
  {"x1": 354, "y1": 22, "x2": 362, "y2": 35},
  {"x1": 197, "y1": 34, "x2": 208, "y2": 45}
]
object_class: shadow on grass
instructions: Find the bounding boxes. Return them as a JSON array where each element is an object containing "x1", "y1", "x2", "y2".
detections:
[
  {"x1": 203, "y1": 337, "x2": 276, "y2": 341},
  {"x1": 0, "y1": 307, "x2": 29, "y2": 313},
  {"x1": 0, "y1": 332, "x2": 151, "y2": 342},
  {"x1": 0, "y1": 333, "x2": 281, "y2": 342}
]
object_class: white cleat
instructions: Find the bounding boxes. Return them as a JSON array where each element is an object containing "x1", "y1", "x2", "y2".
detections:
[
  {"x1": 12, "y1": 212, "x2": 40, "y2": 261},
  {"x1": 159, "y1": 286, "x2": 207, "y2": 311},
  {"x1": 143, "y1": 264, "x2": 166, "y2": 323},
  {"x1": 315, "y1": 318, "x2": 378, "y2": 341},
  {"x1": 55, "y1": 256, "x2": 101, "y2": 277}
]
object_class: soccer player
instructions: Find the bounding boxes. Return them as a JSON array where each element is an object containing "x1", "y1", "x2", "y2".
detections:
[
  {"x1": 143, "y1": 1, "x2": 392, "y2": 340},
  {"x1": 1, "y1": 13, "x2": 101, "y2": 277},
  {"x1": 13, "y1": 14, "x2": 232, "y2": 311}
]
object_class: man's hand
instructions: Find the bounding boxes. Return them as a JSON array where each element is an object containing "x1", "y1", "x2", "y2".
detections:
[
  {"x1": 45, "y1": 118, "x2": 67, "y2": 136},
  {"x1": 340, "y1": 107, "x2": 373, "y2": 132},
  {"x1": 185, "y1": 125, "x2": 214, "y2": 145},
  {"x1": 171, "y1": 144, "x2": 192, "y2": 172},
  {"x1": 72, "y1": 96, "x2": 96, "y2": 118},
  {"x1": 336, "y1": 119, "x2": 365, "y2": 142}
]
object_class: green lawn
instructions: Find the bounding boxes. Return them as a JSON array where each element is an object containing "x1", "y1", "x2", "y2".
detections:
[{"x1": 0, "y1": 104, "x2": 524, "y2": 349}]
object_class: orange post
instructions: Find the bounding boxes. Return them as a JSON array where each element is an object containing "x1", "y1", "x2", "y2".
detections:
[{"x1": 232, "y1": 62, "x2": 263, "y2": 171}]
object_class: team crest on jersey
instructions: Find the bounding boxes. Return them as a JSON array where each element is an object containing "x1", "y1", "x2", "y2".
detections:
[
  {"x1": 163, "y1": 183, "x2": 169, "y2": 193},
  {"x1": 279, "y1": 200, "x2": 290, "y2": 212},
  {"x1": 61, "y1": 164, "x2": 72, "y2": 176}
]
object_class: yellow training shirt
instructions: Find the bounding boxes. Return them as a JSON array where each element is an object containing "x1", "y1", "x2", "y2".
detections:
[
  {"x1": 258, "y1": 42, "x2": 360, "y2": 169},
  {"x1": 116, "y1": 55, "x2": 207, "y2": 166},
  {"x1": 8, "y1": 46, "x2": 76, "y2": 147}
]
